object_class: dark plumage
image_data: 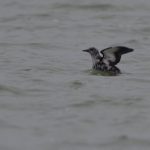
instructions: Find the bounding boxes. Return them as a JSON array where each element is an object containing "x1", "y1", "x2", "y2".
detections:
[{"x1": 83, "y1": 46, "x2": 134, "y2": 75}]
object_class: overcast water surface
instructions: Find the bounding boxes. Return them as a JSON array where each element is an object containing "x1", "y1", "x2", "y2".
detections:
[{"x1": 0, "y1": 0, "x2": 150, "y2": 150}]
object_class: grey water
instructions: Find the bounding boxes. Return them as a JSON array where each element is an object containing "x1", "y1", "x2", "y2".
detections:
[{"x1": 0, "y1": 0, "x2": 150, "y2": 150}]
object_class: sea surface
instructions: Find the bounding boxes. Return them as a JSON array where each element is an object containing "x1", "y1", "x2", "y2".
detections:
[{"x1": 0, "y1": 0, "x2": 150, "y2": 150}]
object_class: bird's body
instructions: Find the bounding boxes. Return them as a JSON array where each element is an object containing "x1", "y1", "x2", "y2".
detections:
[{"x1": 83, "y1": 46, "x2": 134, "y2": 75}]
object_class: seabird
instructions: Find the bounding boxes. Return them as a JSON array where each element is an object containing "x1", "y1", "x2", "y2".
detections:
[{"x1": 83, "y1": 46, "x2": 134, "y2": 75}]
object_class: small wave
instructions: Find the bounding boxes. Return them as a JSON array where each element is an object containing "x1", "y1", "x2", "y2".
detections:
[
  {"x1": 53, "y1": 3, "x2": 114, "y2": 9},
  {"x1": 69, "y1": 80, "x2": 84, "y2": 90},
  {"x1": 51, "y1": 3, "x2": 150, "y2": 12},
  {"x1": 116, "y1": 135, "x2": 150, "y2": 146},
  {"x1": 51, "y1": 3, "x2": 118, "y2": 11},
  {"x1": 0, "y1": 84, "x2": 24, "y2": 95},
  {"x1": 70, "y1": 100, "x2": 96, "y2": 108}
]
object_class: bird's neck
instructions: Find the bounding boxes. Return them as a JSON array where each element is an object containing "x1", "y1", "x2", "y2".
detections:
[{"x1": 90, "y1": 54, "x2": 101, "y2": 67}]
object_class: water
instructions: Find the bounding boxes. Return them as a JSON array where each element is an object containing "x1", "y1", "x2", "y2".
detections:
[{"x1": 0, "y1": 0, "x2": 150, "y2": 149}]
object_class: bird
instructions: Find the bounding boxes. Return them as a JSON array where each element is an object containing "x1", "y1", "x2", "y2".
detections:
[{"x1": 82, "y1": 46, "x2": 134, "y2": 75}]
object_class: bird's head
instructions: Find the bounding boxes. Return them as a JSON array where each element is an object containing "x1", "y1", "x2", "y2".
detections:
[
  {"x1": 82, "y1": 47, "x2": 102, "y2": 67},
  {"x1": 82, "y1": 47, "x2": 99, "y2": 56}
]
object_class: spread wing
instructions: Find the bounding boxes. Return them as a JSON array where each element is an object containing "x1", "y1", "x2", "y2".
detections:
[{"x1": 100, "y1": 46, "x2": 134, "y2": 66}]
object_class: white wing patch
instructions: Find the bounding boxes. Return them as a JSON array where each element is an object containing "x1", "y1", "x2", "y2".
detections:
[{"x1": 101, "y1": 47, "x2": 118, "y2": 65}]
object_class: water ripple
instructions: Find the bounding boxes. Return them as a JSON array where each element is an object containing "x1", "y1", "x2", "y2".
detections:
[
  {"x1": 69, "y1": 80, "x2": 84, "y2": 90},
  {"x1": 0, "y1": 84, "x2": 24, "y2": 95},
  {"x1": 50, "y1": 3, "x2": 136, "y2": 12}
]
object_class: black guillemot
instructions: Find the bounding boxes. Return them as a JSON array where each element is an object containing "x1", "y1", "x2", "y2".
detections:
[{"x1": 83, "y1": 46, "x2": 134, "y2": 75}]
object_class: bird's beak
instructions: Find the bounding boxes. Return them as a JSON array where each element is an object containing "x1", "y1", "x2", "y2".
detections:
[
  {"x1": 130, "y1": 48, "x2": 134, "y2": 52},
  {"x1": 82, "y1": 49, "x2": 89, "y2": 52}
]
